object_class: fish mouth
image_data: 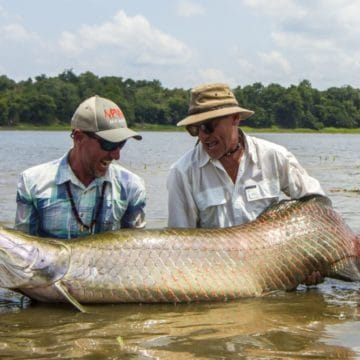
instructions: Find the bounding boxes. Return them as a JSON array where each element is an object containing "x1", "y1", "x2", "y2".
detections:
[
  {"x1": 0, "y1": 229, "x2": 70, "y2": 289},
  {"x1": 0, "y1": 247, "x2": 37, "y2": 288}
]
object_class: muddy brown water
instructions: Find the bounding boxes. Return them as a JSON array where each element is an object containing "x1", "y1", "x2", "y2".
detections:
[{"x1": 0, "y1": 131, "x2": 359, "y2": 359}]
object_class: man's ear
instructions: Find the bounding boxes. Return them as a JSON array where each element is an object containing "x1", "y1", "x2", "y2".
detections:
[
  {"x1": 232, "y1": 114, "x2": 241, "y2": 126},
  {"x1": 72, "y1": 129, "x2": 86, "y2": 143}
]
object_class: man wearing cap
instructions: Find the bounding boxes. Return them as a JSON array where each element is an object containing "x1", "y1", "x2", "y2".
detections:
[
  {"x1": 167, "y1": 83, "x2": 325, "y2": 228},
  {"x1": 15, "y1": 95, "x2": 146, "y2": 239}
]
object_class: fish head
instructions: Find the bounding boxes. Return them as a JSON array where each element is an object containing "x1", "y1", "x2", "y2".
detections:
[{"x1": 0, "y1": 227, "x2": 68, "y2": 289}]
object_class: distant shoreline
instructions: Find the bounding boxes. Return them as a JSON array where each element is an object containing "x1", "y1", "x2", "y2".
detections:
[{"x1": 1, "y1": 124, "x2": 360, "y2": 134}]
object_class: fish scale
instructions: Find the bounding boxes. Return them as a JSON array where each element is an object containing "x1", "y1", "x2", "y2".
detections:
[{"x1": 0, "y1": 195, "x2": 359, "y2": 311}]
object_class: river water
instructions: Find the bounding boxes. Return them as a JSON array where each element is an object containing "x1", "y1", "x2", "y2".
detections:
[{"x1": 0, "y1": 130, "x2": 359, "y2": 359}]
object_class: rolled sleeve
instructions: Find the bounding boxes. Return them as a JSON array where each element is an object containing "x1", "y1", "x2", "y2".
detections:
[
  {"x1": 120, "y1": 177, "x2": 146, "y2": 229},
  {"x1": 279, "y1": 150, "x2": 325, "y2": 198}
]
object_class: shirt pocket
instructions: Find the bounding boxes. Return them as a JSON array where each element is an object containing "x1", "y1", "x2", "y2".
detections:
[
  {"x1": 100, "y1": 198, "x2": 127, "y2": 231},
  {"x1": 37, "y1": 197, "x2": 72, "y2": 236},
  {"x1": 195, "y1": 187, "x2": 226, "y2": 227},
  {"x1": 244, "y1": 179, "x2": 281, "y2": 202},
  {"x1": 244, "y1": 179, "x2": 281, "y2": 218}
]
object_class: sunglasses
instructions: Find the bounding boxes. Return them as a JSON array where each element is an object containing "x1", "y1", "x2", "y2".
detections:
[
  {"x1": 186, "y1": 119, "x2": 218, "y2": 137},
  {"x1": 83, "y1": 132, "x2": 127, "y2": 151}
]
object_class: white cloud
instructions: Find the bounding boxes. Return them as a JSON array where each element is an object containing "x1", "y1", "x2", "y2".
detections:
[
  {"x1": 230, "y1": 51, "x2": 291, "y2": 87},
  {"x1": 239, "y1": 0, "x2": 360, "y2": 88},
  {"x1": 0, "y1": 5, "x2": 10, "y2": 19},
  {"x1": 58, "y1": 32, "x2": 80, "y2": 57},
  {"x1": 272, "y1": 32, "x2": 336, "y2": 52},
  {"x1": 0, "y1": 7, "x2": 37, "y2": 43},
  {"x1": 197, "y1": 68, "x2": 236, "y2": 87},
  {"x1": 58, "y1": 10, "x2": 192, "y2": 65},
  {"x1": 336, "y1": 1, "x2": 360, "y2": 36},
  {"x1": 0, "y1": 23, "x2": 35, "y2": 42},
  {"x1": 0, "y1": 5, "x2": 23, "y2": 23},
  {"x1": 259, "y1": 51, "x2": 291, "y2": 74},
  {"x1": 243, "y1": 0, "x2": 306, "y2": 18},
  {"x1": 0, "y1": 1, "x2": 359, "y2": 89},
  {"x1": 236, "y1": 57, "x2": 257, "y2": 77},
  {"x1": 177, "y1": 0, "x2": 205, "y2": 17},
  {"x1": 242, "y1": 0, "x2": 360, "y2": 39}
]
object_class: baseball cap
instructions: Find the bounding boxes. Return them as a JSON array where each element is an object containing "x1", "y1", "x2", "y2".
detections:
[{"x1": 71, "y1": 95, "x2": 142, "y2": 142}]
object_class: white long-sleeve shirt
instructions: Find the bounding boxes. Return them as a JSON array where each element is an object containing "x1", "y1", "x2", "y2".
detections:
[{"x1": 167, "y1": 132, "x2": 325, "y2": 228}]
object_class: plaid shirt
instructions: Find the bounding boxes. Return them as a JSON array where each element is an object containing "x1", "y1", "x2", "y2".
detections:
[{"x1": 15, "y1": 152, "x2": 146, "y2": 239}]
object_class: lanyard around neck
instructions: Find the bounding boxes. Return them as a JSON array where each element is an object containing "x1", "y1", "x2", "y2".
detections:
[{"x1": 65, "y1": 181, "x2": 107, "y2": 233}]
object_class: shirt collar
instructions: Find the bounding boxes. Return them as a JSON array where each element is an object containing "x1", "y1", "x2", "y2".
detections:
[
  {"x1": 198, "y1": 143, "x2": 212, "y2": 167},
  {"x1": 240, "y1": 130, "x2": 258, "y2": 165},
  {"x1": 55, "y1": 152, "x2": 73, "y2": 185}
]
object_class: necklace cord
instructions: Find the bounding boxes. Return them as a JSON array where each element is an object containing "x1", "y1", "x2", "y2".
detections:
[
  {"x1": 65, "y1": 181, "x2": 107, "y2": 232},
  {"x1": 225, "y1": 142, "x2": 241, "y2": 157}
]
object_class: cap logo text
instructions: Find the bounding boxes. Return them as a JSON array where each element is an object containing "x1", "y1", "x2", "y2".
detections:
[{"x1": 104, "y1": 107, "x2": 124, "y2": 119}]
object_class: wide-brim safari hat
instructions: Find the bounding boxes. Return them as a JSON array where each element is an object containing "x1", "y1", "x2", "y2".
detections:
[
  {"x1": 177, "y1": 83, "x2": 254, "y2": 126},
  {"x1": 71, "y1": 95, "x2": 142, "y2": 142}
]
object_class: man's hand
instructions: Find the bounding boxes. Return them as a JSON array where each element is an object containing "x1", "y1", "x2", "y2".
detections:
[{"x1": 303, "y1": 271, "x2": 324, "y2": 286}]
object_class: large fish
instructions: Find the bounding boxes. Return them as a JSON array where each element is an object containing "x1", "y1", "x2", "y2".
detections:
[{"x1": 0, "y1": 195, "x2": 359, "y2": 312}]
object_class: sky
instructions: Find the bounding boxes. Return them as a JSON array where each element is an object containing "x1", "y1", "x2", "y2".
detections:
[{"x1": 0, "y1": 0, "x2": 359, "y2": 90}]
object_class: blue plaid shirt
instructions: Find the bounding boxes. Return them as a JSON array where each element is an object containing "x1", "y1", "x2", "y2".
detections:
[{"x1": 15, "y1": 152, "x2": 146, "y2": 239}]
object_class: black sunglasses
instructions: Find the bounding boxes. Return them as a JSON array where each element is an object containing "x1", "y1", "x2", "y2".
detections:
[
  {"x1": 186, "y1": 120, "x2": 217, "y2": 137},
  {"x1": 83, "y1": 132, "x2": 127, "y2": 151}
]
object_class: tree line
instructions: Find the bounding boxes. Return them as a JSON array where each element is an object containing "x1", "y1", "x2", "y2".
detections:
[{"x1": 0, "y1": 70, "x2": 359, "y2": 129}]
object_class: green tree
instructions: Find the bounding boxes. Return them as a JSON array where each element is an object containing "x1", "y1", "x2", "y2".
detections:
[
  {"x1": 0, "y1": 97, "x2": 9, "y2": 125},
  {"x1": 0, "y1": 75, "x2": 16, "y2": 93},
  {"x1": 34, "y1": 76, "x2": 79, "y2": 123},
  {"x1": 1, "y1": 72, "x2": 359, "y2": 129},
  {"x1": 274, "y1": 87, "x2": 304, "y2": 128},
  {"x1": 19, "y1": 93, "x2": 57, "y2": 125},
  {"x1": 58, "y1": 69, "x2": 79, "y2": 84},
  {"x1": 134, "y1": 81, "x2": 166, "y2": 124},
  {"x1": 164, "y1": 88, "x2": 188, "y2": 125},
  {"x1": 78, "y1": 72, "x2": 102, "y2": 99}
]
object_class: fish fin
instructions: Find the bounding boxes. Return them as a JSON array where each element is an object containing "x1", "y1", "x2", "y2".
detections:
[
  {"x1": 259, "y1": 195, "x2": 331, "y2": 219},
  {"x1": 328, "y1": 258, "x2": 360, "y2": 282},
  {"x1": 54, "y1": 282, "x2": 89, "y2": 313}
]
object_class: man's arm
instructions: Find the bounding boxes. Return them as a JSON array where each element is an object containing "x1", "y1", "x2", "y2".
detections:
[
  {"x1": 278, "y1": 149, "x2": 325, "y2": 198},
  {"x1": 120, "y1": 177, "x2": 146, "y2": 229},
  {"x1": 167, "y1": 166, "x2": 199, "y2": 228},
  {"x1": 14, "y1": 173, "x2": 39, "y2": 235}
]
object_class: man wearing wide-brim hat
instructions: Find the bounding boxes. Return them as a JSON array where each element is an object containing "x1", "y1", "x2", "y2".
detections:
[{"x1": 167, "y1": 82, "x2": 325, "y2": 228}]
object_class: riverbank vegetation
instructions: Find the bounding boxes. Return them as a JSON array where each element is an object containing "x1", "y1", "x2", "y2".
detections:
[
  {"x1": 0, "y1": 70, "x2": 359, "y2": 132},
  {"x1": 4, "y1": 123, "x2": 360, "y2": 134}
]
